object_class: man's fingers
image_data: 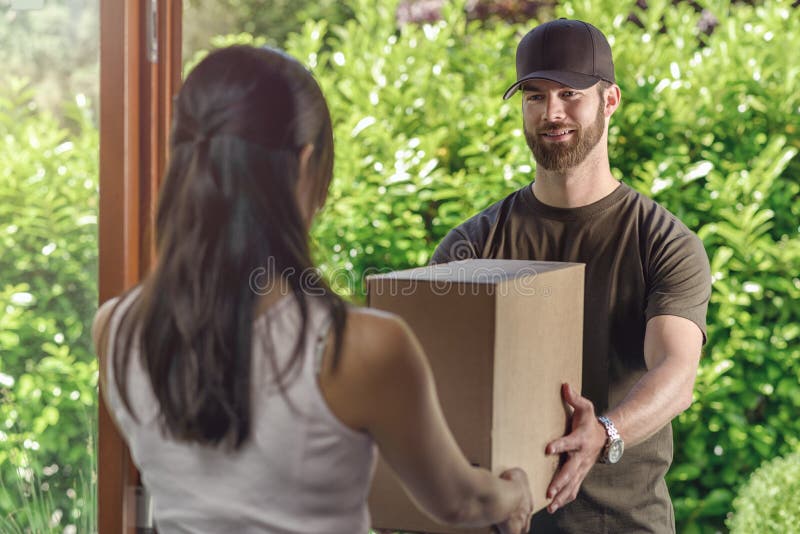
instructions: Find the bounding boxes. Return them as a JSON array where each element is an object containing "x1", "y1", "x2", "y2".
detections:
[
  {"x1": 548, "y1": 471, "x2": 583, "y2": 512},
  {"x1": 547, "y1": 455, "x2": 580, "y2": 498},
  {"x1": 545, "y1": 386, "x2": 601, "y2": 515},
  {"x1": 561, "y1": 382, "x2": 579, "y2": 402},
  {"x1": 546, "y1": 434, "x2": 581, "y2": 455},
  {"x1": 548, "y1": 480, "x2": 580, "y2": 513},
  {"x1": 564, "y1": 383, "x2": 595, "y2": 411},
  {"x1": 561, "y1": 382, "x2": 576, "y2": 407},
  {"x1": 547, "y1": 481, "x2": 568, "y2": 505},
  {"x1": 547, "y1": 451, "x2": 596, "y2": 513}
]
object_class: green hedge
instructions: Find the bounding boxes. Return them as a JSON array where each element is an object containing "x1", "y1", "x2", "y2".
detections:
[
  {"x1": 0, "y1": 81, "x2": 98, "y2": 529},
  {"x1": 1, "y1": 0, "x2": 798, "y2": 532},
  {"x1": 727, "y1": 451, "x2": 800, "y2": 533},
  {"x1": 284, "y1": 0, "x2": 800, "y2": 531}
]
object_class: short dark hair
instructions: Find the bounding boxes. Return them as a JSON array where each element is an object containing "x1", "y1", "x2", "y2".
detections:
[{"x1": 596, "y1": 79, "x2": 612, "y2": 97}]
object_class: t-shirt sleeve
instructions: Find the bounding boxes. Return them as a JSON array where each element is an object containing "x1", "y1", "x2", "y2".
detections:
[
  {"x1": 430, "y1": 227, "x2": 479, "y2": 265},
  {"x1": 645, "y1": 230, "x2": 712, "y2": 343}
]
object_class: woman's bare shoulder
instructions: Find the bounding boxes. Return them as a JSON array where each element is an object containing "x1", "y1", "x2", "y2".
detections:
[
  {"x1": 345, "y1": 306, "x2": 407, "y2": 339},
  {"x1": 92, "y1": 296, "x2": 122, "y2": 397},
  {"x1": 92, "y1": 287, "x2": 143, "y2": 356},
  {"x1": 339, "y1": 306, "x2": 421, "y2": 369},
  {"x1": 318, "y1": 305, "x2": 427, "y2": 430},
  {"x1": 92, "y1": 297, "x2": 120, "y2": 356}
]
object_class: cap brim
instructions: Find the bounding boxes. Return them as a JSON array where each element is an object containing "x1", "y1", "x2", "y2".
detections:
[{"x1": 502, "y1": 71, "x2": 601, "y2": 100}]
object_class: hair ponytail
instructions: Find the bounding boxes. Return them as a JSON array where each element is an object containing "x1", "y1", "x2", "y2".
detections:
[{"x1": 111, "y1": 46, "x2": 346, "y2": 449}]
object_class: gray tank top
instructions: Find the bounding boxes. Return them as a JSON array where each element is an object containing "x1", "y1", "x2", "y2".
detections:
[{"x1": 105, "y1": 289, "x2": 377, "y2": 533}]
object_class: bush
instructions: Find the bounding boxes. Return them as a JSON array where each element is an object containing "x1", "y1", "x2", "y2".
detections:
[
  {"x1": 727, "y1": 452, "x2": 800, "y2": 533},
  {"x1": 281, "y1": 0, "x2": 800, "y2": 531},
  {"x1": 286, "y1": 0, "x2": 530, "y2": 294},
  {"x1": 1, "y1": 0, "x2": 797, "y2": 532},
  {"x1": 0, "y1": 79, "x2": 98, "y2": 530}
]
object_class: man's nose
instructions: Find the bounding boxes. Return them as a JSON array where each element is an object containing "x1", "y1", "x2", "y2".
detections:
[{"x1": 543, "y1": 96, "x2": 566, "y2": 122}]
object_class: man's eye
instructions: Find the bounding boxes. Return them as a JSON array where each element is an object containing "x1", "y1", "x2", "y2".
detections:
[
  {"x1": 525, "y1": 94, "x2": 544, "y2": 101},
  {"x1": 563, "y1": 91, "x2": 578, "y2": 97}
]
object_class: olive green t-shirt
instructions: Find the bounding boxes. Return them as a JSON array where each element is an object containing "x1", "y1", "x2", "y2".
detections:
[{"x1": 432, "y1": 181, "x2": 711, "y2": 534}]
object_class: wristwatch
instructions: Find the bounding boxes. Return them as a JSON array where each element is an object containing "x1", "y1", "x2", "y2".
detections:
[{"x1": 597, "y1": 415, "x2": 624, "y2": 464}]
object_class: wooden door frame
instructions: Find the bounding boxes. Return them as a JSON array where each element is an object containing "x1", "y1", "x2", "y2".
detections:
[{"x1": 98, "y1": 1, "x2": 182, "y2": 532}]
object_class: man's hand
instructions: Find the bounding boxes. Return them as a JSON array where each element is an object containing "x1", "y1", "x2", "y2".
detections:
[{"x1": 543, "y1": 383, "x2": 607, "y2": 513}]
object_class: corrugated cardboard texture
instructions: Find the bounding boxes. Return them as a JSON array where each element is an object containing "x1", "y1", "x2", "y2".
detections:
[{"x1": 367, "y1": 260, "x2": 584, "y2": 534}]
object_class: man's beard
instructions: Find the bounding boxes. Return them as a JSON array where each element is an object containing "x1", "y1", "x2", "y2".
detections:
[{"x1": 524, "y1": 103, "x2": 605, "y2": 171}]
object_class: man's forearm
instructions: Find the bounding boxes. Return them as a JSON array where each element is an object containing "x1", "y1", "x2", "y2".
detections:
[
  {"x1": 604, "y1": 354, "x2": 698, "y2": 447},
  {"x1": 544, "y1": 317, "x2": 704, "y2": 512}
]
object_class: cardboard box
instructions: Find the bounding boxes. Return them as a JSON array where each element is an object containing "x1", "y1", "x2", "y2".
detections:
[{"x1": 366, "y1": 259, "x2": 584, "y2": 533}]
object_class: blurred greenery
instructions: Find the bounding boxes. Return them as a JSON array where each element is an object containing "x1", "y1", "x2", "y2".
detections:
[
  {"x1": 285, "y1": 0, "x2": 799, "y2": 531},
  {"x1": 0, "y1": 80, "x2": 98, "y2": 527},
  {"x1": 182, "y1": 0, "x2": 355, "y2": 67},
  {"x1": 1, "y1": 0, "x2": 799, "y2": 532},
  {"x1": 0, "y1": 0, "x2": 98, "y2": 121},
  {"x1": 0, "y1": 466, "x2": 96, "y2": 533},
  {"x1": 727, "y1": 452, "x2": 800, "y2": 533}
]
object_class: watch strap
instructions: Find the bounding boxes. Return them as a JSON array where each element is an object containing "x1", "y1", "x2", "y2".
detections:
[
  {"x1": 597, "y1": 415, "x2": 622, "y2": 464},
  {"x1": 597, "y1": 415, "x2": 619, "y2": 440}
]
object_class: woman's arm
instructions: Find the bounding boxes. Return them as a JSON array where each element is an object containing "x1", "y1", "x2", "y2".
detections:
[{"x1": 318, "y1": 309, "x2": 533, "y2": 531}]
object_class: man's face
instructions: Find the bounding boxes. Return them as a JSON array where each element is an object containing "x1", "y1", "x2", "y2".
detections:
[{"x1": 522, "y1": 80, "x2": 607, "y2": 171}]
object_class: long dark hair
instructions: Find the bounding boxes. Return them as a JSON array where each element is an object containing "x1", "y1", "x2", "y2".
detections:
[{"x1": 111, "y1": 46, "x2": 346, "y2": 448}]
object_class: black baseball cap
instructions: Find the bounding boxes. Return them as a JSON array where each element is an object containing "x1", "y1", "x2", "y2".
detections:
[{"x1": 502, "y1": 19, "x2": 615, "y2": 99}]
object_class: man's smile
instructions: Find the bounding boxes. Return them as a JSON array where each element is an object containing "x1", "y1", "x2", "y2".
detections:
[{"x1": 540, "y1": 129, "x2": 576, "y2": 141}]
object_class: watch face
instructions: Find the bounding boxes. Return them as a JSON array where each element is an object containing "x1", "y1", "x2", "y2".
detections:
[{"x1": 608, "y1": 439, "x2": 624, "y2": 463}]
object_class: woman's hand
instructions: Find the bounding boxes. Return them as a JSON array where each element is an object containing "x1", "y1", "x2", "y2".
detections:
[{"x1": 494, "y1": 467, "x2": 533, "y2": 534}]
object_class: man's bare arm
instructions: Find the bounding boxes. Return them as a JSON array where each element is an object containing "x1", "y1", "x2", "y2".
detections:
[
  {"x1": 605, "y1": 314, "x2": 703, "y2": 444},
  {"x1": 543, "y1": 314, "x2": 703, "y2": 513}
]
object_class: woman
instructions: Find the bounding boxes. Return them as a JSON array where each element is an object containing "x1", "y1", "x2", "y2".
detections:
[{"x1": 93, "y1": 45, "x2": 533, "y2": 533}]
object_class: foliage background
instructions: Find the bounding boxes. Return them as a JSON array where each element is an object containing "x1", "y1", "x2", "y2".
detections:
[
  {"x1": 726, "y1": 452, "x2": 800, "y2": 533},
  {"x1": 0, "y1": 82, "x2": 98, "y2": 529},
  {"x1": 1, "y1": 0, "x2": 798, "y2": 532},
  {"x1": 0, "y1": 0, "x2": 98, "y2": 119}
]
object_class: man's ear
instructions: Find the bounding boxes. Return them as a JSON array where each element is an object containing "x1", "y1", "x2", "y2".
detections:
[{"x1": 604, "y1": 84, "x2": 621, "y2": 118}]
